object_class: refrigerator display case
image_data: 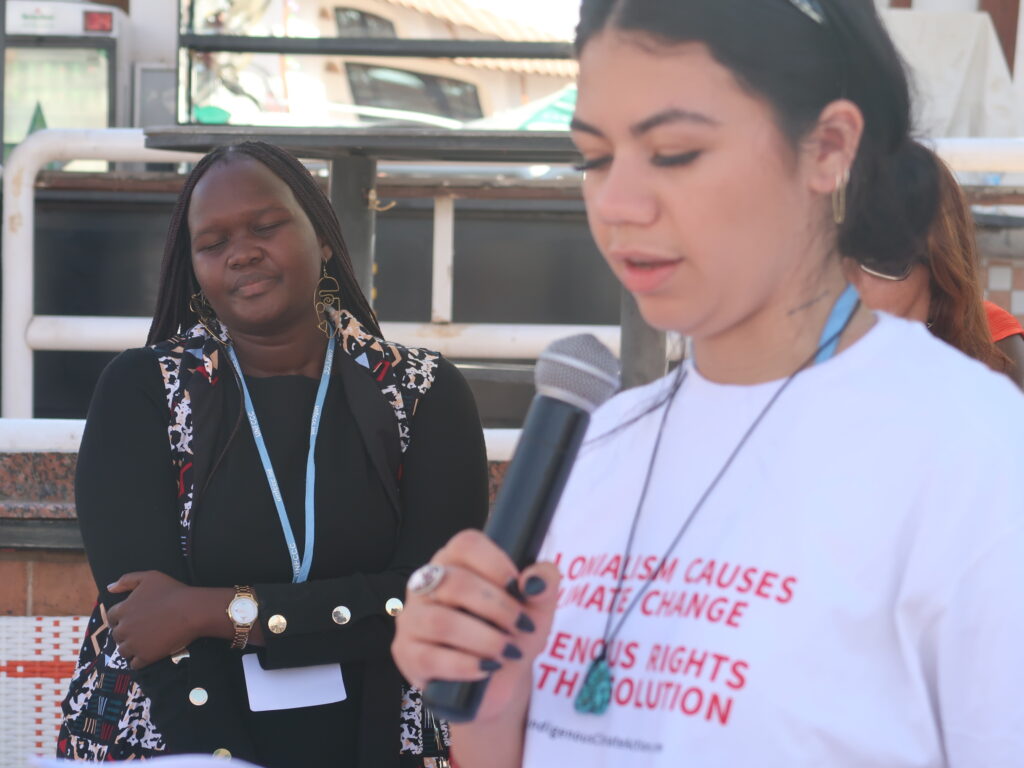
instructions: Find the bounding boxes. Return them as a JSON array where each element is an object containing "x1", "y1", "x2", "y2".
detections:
[{"x1": 3, "y1": 0, "x2": 130, "y2": 167}]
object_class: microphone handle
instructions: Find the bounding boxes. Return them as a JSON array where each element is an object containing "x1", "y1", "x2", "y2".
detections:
[{"x1": 423, "y1": 396, "x2": 590, "y2": 723}]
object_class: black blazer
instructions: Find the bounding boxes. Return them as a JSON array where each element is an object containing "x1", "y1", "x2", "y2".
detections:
[{"x1": 71, "y1": 318, "x2": 489, "y2": 766}]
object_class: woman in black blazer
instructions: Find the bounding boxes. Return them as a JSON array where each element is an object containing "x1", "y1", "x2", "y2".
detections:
[{"x1": 58, "y1": 141, "x2": 488, "y2": 767}]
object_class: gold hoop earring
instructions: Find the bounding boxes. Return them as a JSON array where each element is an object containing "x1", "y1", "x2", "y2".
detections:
[
  {"x1": 314, "y1": 261, "x2": 341, "y2": 337},
  {"x1": 832, "y1": 168, "x2": 850, "y2": 226}
]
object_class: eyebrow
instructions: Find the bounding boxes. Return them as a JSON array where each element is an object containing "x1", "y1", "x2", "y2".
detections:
[{"x1": 571, "y1": 108, "x2": 718, "y2": 139}]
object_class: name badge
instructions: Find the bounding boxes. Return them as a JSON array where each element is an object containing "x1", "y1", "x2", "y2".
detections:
[{"x1": 242, "y1": 653, "x2": 347, "y2": 712}]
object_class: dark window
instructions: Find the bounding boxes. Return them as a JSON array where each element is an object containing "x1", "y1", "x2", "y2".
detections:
[
  {"x1": 346, "y1": 63, "x2": 483, "y2": 121},
  {"x1": 334, "y1": 8, "x2": 396, "y2": 38}
]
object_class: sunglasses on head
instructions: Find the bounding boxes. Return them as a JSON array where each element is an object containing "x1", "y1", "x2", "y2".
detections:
[{"x1": 859, "y1": 261, "x2": 917, "y2": 282}]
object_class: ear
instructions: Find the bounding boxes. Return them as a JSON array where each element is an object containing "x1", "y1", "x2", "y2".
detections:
[
  {"x1": 803, "y1": 99, "x2": 864, "y2": 196},
  {"x1": 320, "y1": 241, "x2": 332, "y2": 264}
]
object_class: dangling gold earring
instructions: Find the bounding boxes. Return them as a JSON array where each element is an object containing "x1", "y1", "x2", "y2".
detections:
[
  {"x1": 189, "y1": 291, "x2": 219, "y2": 336},
  {"x1": 314, "y1": 261, "x2": 341, "y2": 337},
  {"x1": 832, "y1": 168, "x2": 850, "y2": 225}
]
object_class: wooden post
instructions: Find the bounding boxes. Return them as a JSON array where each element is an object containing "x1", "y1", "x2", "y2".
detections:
[{"x1": 981, "y1": 0, "x2": 1021, "y2": 70}]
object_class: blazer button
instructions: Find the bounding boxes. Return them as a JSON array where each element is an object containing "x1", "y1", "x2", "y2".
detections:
[
  {"x1": 385, "y1": 597, "x2": 404, "y2": 617},
  {"x1": 213, "y1": 748, "x2": 232, "y2": 758},
  {"x1": 189, "y1": 687, "x2": 208, "y2": 706},
  {"x1": 268, "y1": 614, "x2": 288, "y2": 634},
  {"x1": 332, "y1": 606, "x2": 351, "y2": 625}
]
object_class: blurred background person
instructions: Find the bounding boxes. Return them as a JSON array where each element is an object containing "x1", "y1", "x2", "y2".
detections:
[
  {"x1": 850, "y1": 141, "x2": 1024, "y2": 389},
  {"x1": 987, "y1": 301, "x2": 1024, "y2": 384}
]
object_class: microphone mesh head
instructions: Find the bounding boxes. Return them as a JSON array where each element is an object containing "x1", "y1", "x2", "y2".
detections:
[{"x1": 535, "y1": 334, "x2": 621, "y2": 412}]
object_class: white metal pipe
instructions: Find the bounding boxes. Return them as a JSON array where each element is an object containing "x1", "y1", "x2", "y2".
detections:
[
  {"x1": 0, "y1": 418, "x2": 85, "y2": 452},
  {"x1": 0, "y1": 417, "x2": 521, "y2": 461},
  {"x1": 431, "y1": 195, "x2": 455, "y2": 324},
  {"x1": 383, "y1": 322, "x2": 622, "y2": 359},
  {"x1": 2, "y1": 129, "x2": 197, "y2": 417},
  {"x1": 26, "y1": 316, "x2": 152, "y2": 351},
  {"x1": 27, "y1": 315, "x2": 623, "y2": 359},
  {"x1": 484, "y1": 428, "x2": 520, "y2": 463}
]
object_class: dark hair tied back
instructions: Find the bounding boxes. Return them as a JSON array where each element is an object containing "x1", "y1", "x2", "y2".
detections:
[
  {"x1": 576, "y1": 0, "x2": 938, "y2": 274},
  {"x1": 147, "y1": 141, "x2": 381, "y2": 345}
]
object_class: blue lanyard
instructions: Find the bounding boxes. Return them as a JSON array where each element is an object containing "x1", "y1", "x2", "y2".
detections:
[
  {"x1": 226, "y1": 336, "x2": 335, "y2": 583},
  {"x1": 814, "y1": 283, "x2": 859, "y2": 365}
]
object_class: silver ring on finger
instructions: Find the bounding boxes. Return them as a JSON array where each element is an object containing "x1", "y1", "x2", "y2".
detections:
[{"x1": 407, "y1": 563, "x2": 447, "y2": 597}]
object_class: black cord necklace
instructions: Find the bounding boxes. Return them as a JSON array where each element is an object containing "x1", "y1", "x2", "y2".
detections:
[{"x1": 574, "y1": 291, "x2": 862, "y2": 715}]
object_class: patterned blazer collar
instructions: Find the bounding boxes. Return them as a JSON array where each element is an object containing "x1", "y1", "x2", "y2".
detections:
[
  {"x1": 183, "y1": 306, "x2": 382, "y2": 366},
  {"x1": 324, "y1": 306, "x2": 402, "y2": 367},
  {"x1": 179, "y1": 307, "x2": 409, "y2": 518}
]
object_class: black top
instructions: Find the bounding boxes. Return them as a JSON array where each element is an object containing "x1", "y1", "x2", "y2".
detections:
[{"x1": 75, "y1": 346, "x2": 488, "y2": 767}]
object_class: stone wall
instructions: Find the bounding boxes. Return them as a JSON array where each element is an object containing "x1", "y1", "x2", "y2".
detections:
[{"x1": 981, "y1": 254, "x2": 1024, "y2": 317}]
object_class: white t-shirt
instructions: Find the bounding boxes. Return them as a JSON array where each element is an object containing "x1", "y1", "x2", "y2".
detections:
[{"x1": 523, "y1": 314, "x2": 1024, "y2": 768}]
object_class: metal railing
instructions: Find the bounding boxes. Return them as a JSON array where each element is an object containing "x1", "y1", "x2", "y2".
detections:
[
  {"x1": 1, "y1": 129, "x2": 196, "y2": 419},
  {"x1": 5, "y1": 130, "x2": 1024, "y2": 453},
  {"x1": 178, "y1": 34, "x2": 574, "y2": 59},
  {"x1": 0, "y1": 128, "x2": 621, "y2": 459}
]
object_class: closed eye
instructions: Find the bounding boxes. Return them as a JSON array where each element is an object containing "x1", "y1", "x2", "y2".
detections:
[
  {"x1": 651, "y1": 150, "x2": 701, "y2": 167},
  {"x1": 196, "y1": 239, "x2": 226, "y2": 253},
  {"x1": 255, "y1": 221, "x2": 287, "y2": 234},
  {"x1": 573, "y1": 155, "x2": 612, "y2": 172}
]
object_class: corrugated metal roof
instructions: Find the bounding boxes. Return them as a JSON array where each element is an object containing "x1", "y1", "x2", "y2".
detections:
[
  {"x1": 378, "y1": 0, "x2": 566, "y2": 41},
  {"x1": 454, "y1": 57, "x2": 577, "y2": 77},
  {"x1": 376, "y1": 0, "x2": 577, "y2": 76}
]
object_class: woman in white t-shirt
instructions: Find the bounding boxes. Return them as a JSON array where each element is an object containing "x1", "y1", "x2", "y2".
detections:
[{"x1": 392, "y1": 1, "x2": 1024, "y2": 766}]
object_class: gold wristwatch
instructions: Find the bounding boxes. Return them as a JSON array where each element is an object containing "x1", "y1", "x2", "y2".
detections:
[{"x1": 226, "y1": 586, "x2": 259, "y2": 650}]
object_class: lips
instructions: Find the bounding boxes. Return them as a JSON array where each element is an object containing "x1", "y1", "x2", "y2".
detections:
[
  {"x1": 231, "y1": 272, "x2": 277, "y2": 297},
  {"x1": 611, "y1": 250, "x2": 684, "y2": 294}
]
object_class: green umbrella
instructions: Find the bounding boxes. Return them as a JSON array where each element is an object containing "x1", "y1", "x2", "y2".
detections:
[
  {"x1": 471, "y1": 84, "x2": 577, "y2": 131},
  {"x1": 514, "y1": 85, "x2": 577, "y2": 130},
  {"x1": 27, "y1": 101, "x2": 48, "y2": 134},
  {"x1": 193, "y1": 104, "x2": 232, "y2": 124}
]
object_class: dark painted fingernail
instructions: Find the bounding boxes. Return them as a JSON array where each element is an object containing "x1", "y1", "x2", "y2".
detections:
[
  {"x1": 479, "y1": 658, "x2": 502, "y2": 672},
  {"x1": 502, "y1": 643, "x2": 523, "y2": 660},
  {"x1": 516, "y1": 612, "x2": 535, "y2": 633},
  {"x1": 506, "y1": 578, "x2": 525, "y2": 602},
  {"x1": 524, "y1": 576, "x2": 547, "y2": 596}
]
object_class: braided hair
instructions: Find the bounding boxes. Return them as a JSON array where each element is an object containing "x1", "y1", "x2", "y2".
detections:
[{"x1": 147, "y1": 141, "x2": 380, "y2": 345}]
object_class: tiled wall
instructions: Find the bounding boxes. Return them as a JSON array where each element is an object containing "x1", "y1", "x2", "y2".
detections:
[
  {"x1": 0, "y1": 552, "x2": 96, "y2": 618},
  {"x1": 981, "y1": 256, "x2": 1024, "y2": 320},
  {"x1": 0, "y1": 451, "x2": 94, "y2": 618}
]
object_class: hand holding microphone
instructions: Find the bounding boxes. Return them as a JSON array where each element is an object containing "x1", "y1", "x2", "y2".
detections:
[{"x1": 391, "y1": 335, "x2": 620, "y2": 724}]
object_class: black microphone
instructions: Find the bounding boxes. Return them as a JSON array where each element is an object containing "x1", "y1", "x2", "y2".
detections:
[{"x1": 423, "y1": 334, "x2": 620, "y2": 723}]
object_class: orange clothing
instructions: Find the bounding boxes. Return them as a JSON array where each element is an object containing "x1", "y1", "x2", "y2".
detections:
[{"x1": 985, "y1": 301, "x2": 1024, "y2": 342}]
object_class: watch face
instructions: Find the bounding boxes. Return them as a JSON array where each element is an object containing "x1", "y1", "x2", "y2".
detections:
[{"x1": 229, "y1": 596, "x2": 258, "y2": 624}]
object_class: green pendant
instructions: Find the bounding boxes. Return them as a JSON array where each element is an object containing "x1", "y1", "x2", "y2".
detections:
[{"x1": 574, "y1": 656, "x2": 613, "y2": 715}]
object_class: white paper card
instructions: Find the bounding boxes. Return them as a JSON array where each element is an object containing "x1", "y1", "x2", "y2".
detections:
[{"x1": 242, "y1": 653, "x2": 347, "y2": 712}]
